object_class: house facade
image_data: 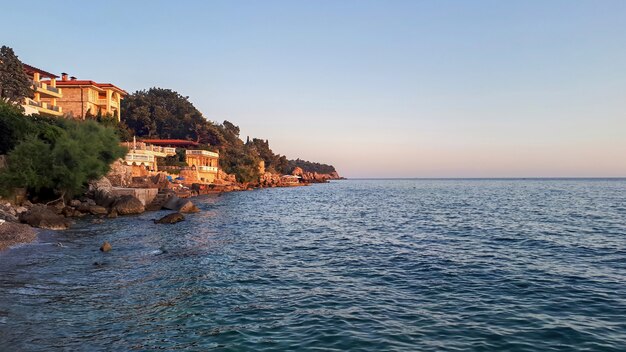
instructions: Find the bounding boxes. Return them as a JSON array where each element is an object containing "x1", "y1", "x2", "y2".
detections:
[
  {"x1": 43, "y1": 73, "x2": 127, "y2": 121},
  {"x1": 21, "y1": 64, "x2": 63, "y2": 117}
]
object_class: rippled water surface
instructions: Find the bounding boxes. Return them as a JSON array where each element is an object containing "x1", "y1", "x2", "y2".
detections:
[{"x1": 1, "y1": 179, "x2": 625, "y2": 351}]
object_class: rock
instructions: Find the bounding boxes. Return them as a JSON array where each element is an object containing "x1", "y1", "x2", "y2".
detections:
[
  {"x1": 19, "y1": 205, "x2": 70, "y2": 230},
  {"x1": 61, "y1": 206, "x2": 75, "y2": 217},
  {"x1": 69, "y1": 199, "x2": 82, "y2": 207},
  {"x1": 154, "y1": 212, "x2": 185, "y2": 224},
  {"x1": 0, "y1": 208, "x2": 18, "y2": 222},
  {"x1": 162, "y1": 196, "x2": 181, "y2": 211},
  {"x1": 50, "y1": 201, "x2": 65, "y2": 215},
  {"x1": 178, "y1": 200, "x2": 200, "y2": 213},
  {"x1": 0, "y1": 221, "x2": 37, "y2": 251},
  {"x1": 112, "y1": 195, "x2": 145, "y2": 215},
  {"x1": 100, "y1": 241, "x2": 112, "y2": 252},
  {"x1": 77, "y1": 202, "x2": 91, "y2": 213},
  {"x1": 92, "y1": 219, "x2": 104, "y2": 224},
  {"x1": 14, "y1": 206, "x2": 28, "y2": 214},
  {"x1": 88, "y1": 205, "x2": 108, "y2": 216},
  {"x1": 88, "y1": 177, "x2": 113, "y2": 194},
  {"x1": 163, "y1": 196, "x2": 200, "y2": 213},
  {"x1": 86, "y1": 198, "x2": 96, "y2": 206},
  {"x1": 94, "y1": 190, "x2": 117, "y2": 208},
  {"x1": 107, "y1": 209, "x2": 118, "y2": 218}
]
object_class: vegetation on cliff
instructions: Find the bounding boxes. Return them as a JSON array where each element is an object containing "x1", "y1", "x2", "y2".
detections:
[
  {"x1": 0, "y1": 102, "x2": 127, "y2": 201},
  {"x1": 120, "y1": 87, "x2": 339, "y2": 182},
  {"x1": 288, "y1": 159, "x2": 337, "y2": 175}
]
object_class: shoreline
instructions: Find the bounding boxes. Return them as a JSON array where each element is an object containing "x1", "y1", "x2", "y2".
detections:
[{"x1": 0, "y1": 176, "x2": 344, "y2": 252}]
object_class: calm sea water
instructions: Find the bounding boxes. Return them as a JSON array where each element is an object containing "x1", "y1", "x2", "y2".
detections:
[{"x1": 0, "y1": 179, "x2": 625, "y2": 351}]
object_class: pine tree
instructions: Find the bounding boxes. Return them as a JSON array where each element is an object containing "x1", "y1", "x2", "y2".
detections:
[{"x1": 0, "y1": 46, "x2": 33, "y2": 104}]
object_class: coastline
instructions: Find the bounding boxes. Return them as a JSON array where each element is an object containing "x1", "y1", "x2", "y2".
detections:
[{"x1": 0, "y1": 173, "x2": 344, "y2": 252}]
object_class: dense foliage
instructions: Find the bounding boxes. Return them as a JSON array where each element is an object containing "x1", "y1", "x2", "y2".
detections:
[
  {"x1": 0, "y1": 46, "x2": 33, "y2": 104},
  {"x1": 246, "y1": 138, "x2": 289, "y2": 174},
  {"x1": 0, "y1": 102, "x2": 127, "y2": 201},
  {"x1": 120, "y1": 87, "x2": 338, "y2": 182},
  {"x1": 288, "y1": 159, "x2": 337, "y2": 174},
  {"x1": 121, "y1": 89, "x2": 264, "y2": 182}
]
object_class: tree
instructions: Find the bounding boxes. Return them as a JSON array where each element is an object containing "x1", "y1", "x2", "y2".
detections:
[
  {"x1": 0, "y1": 46, "x2": 33, "y2": 104},
  {"x1": 121, "y1": 88, "x2": 208, "y2": 141},
  {"x1": 0, "y1": 117, "x2": 127, "y2": 202}
]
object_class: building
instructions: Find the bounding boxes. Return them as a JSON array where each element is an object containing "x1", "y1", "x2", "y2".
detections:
[
  {"x1": 135, "y1": 139, "x2": 221, "y2": 184},
  {"x1": 185, "y1": 149, "x2": 220, "y2": 183},
  {"x1": 21, "y1": 64, "x2": 63, "y2": 117},
  {"x1": 43, "y1": 73, "x2": 127, "y2": 121},
  {"x1": 121, "y1": 141, "x2": 177, "y2": 176}
]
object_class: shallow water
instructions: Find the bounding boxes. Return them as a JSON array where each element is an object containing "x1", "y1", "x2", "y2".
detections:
[{"x1": 1, "y1": 179, "x2": 625, "y2": 351}]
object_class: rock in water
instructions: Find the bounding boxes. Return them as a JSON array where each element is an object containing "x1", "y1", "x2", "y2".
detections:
[
  {"x1": 112, "y1": 195, "x2": 145, "y2": 215},
  {"x1": 100, "y1": 241, "x2": 112, "y2": 252},
  {"x1": 155, "y1": 212, "x2": 185, "y2": 224},
  {"x1": 0, "y1": 221, "x2": 37, "y2": 251},
  {"x1": 163, "y1": 196, "x2": 200, "y2": 213},
  {"x1": 19, "y1": 205, "x2": 70, "y2": 230},
  {"x1": 178, "y1": 200, "x2": 200, "y2": 213}
]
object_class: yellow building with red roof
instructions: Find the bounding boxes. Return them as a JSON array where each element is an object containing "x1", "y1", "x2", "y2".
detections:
[
  {"x1": 42, "y1": 73, "x2": 127, "y2": 121},
  {"x1": 21, "y1": 64, "x2": 64, "y2": 117}
]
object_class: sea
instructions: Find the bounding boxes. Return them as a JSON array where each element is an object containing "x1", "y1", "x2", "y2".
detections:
[{"x1": 0, "y1": 179, "x2": 625, "y2": 351}]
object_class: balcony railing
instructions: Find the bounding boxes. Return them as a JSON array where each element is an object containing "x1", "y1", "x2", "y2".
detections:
[
  {"x1": 198, "y1": 166, "x2": 219, "y2": 173},
  {"x1": 121, "y1": 143, "x2": 177, "y2": 156},
  {"x1": 186, "y1": 149, "x2": 219, "y2": 158},
  {"x1": 32, "y1": 81, "x2": 61, "y2": 95},
  {"x1": 125, "y1": 153, "x2": 155, "y2": 162}
]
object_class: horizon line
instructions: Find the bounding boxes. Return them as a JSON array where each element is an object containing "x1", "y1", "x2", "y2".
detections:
[{"x1": 341, "y1": 177, "x2": 626, "y2": 180}]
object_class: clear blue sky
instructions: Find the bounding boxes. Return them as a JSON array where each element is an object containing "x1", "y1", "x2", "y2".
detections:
[{"x1": 4, "y1": 0, "x2": 626, "y2": 177}]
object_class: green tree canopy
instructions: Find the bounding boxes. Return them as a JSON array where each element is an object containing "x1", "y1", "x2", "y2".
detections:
[
  {"x1": 0, "y1": 105, "x2": 127, "y2": 201},
  {"x1": 120, "y1": 87, "x2": 338, "y2": 182},
  {"x1": 0, "y1": 46, "x2": 33, "y2": 104}
]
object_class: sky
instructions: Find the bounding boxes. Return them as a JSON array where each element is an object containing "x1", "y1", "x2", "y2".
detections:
[{"x1": 3, "y1": 0, "x2": 626, "y2": 178}]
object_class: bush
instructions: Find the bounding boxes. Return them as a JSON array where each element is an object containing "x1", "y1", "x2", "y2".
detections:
[{"x1": 0, "y1": 110, "x2": 127, "y2": 201}]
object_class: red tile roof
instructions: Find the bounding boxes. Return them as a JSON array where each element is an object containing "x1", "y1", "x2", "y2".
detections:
[
  {"x1": 23, "y1": 64, "x2": 59, "y2": 78},
  {"x1": 49, "y1": 80, "x2": 128, "y2": 96}
]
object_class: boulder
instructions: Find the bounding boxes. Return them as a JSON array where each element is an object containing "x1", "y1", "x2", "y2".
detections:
[
  {"x1": 19, "y1": 205, "x2": 70, "y2": 230},
  {"x1": 94, "y1": 190, "x2": 117, "y2": 208},
  {"x1": 100, "y1": 241, "x2": 112, "y2": 252},
  {"x1": 88, "y1": 177, "x2": 113, "y2": 194},
  {"x1": 0, "y1": 208, "x2": 18, "y2": 223},
  {"x1": 61, "y1": 206, "x2": 75, "y2": 217},
  {"x1": 14, "y1": 206, "x2": 28, "y2": 215},
  {"x1": 154, "y1": 212, "x2": 185, "y2": 224},
  {"x1": 107, "y1": 209, "x2": 118, "y2": 218},
  {"x1": 162, "y1": 196, "x2": 200, "y2": 213},
  {"x1": 112, "y1": 195, "x2": 145, "y2": 215},
  {"x1": 178, "y1": 200, "x2": 200, "y2": 213},
  {"x1": 69, "y1": 199, "x2": 82, "y2": 207},
  {"x1": 88, "y1": 205, "x2": 108, "y2": 216},
  {"x1": 0, "y1": 221, "x2": 37, "y2": 251}
]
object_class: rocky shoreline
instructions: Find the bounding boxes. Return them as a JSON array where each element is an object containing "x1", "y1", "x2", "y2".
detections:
[{"x1": 0, "y1": 170, "x2": 343, "y2": 251}]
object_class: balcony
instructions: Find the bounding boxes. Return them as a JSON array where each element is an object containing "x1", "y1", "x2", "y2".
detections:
[
  {"x1": 33, "y1": 81, "x2": 62, "y2": 98},
  {"x1": 121, "y1": 143, "x2": 177, "y2": 157},
  {"x1": 124, "y1": 153, "x2": 155, "y2": 163},
  {"x1": 186, "y1": 149, "x2": 219, "y2": 158},
  {"x1": 98, "y1": 98, "x2": 119, "y2": 108},
  {"x1": 25, "y1": 99, "x2": 63, "y2": 116},
  {"x1": 197, "y1": 166, "x2": 219, "y2": 173}
]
